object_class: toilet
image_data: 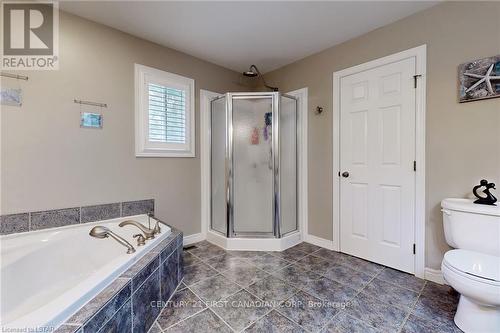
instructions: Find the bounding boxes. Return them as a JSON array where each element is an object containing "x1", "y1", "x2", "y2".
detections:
[{"x1": 441, "y1": 198, "x2": 500, "y2": 333}]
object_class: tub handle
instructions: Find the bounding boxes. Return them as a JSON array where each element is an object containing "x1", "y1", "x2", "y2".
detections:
[
  {"x1": 441, "y1": 209, "x2": 452, "y2": 216},
  {"x1": 133, "y1": 233, "x2": 146, "y2": 246}
]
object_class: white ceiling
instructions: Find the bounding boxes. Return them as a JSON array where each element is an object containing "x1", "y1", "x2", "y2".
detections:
[{"x1": 60, "y1": 1, "x2": 438, "y2": 73}]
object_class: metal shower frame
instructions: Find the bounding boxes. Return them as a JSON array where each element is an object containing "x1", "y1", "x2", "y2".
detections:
[{"x1": 210, "y1": 92, "x2": 298, "y2": 239}]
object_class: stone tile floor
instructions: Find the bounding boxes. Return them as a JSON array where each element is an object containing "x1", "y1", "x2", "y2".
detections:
[{"x1": 149, "y1": 241, "x2": 461, "y2": 333}]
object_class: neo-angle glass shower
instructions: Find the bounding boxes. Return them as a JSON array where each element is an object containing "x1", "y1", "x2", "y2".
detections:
[{"x1": 211, "y1": 92, "x2": 298, "y2": 238}]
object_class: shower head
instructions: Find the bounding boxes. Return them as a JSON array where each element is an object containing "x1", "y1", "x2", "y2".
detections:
[
  {"x1": 89, "y1": 225, "x2": 136, "y2": 254},
  {"x1": 243, "y1": 65, "x2": 259, "y2": 77},
  {"x1": 242, "y1": 65, "x2": 279, "y2": 91},
  {"x1": 89, "y1": 226, "x2": 110, "y2": 238},
  {"x1": 243, "y1": 70, "x2": 258, "y2": 77}
]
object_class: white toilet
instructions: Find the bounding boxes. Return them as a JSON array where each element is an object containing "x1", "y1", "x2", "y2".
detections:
[{"x1": 441, "y1": 198, "x2": 500, "y2": 333}]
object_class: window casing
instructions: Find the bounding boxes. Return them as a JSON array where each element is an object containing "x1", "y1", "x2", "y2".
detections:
[{"x1": 135, "y1": 64, "x2": 195, "y2": 157}]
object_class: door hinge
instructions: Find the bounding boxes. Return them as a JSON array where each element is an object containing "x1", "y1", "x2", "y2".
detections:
[
  {"x1": 413, "y1": 74, "x2": 422, "y2": 88},
  {"x1": 413, "y1": 160, "x2": 416, "y2": 172},
  {"x1": 413, "y1": 243, "x2": 416, "y2": 255}
]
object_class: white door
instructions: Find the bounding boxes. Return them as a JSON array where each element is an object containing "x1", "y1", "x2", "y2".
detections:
[{"x1": 340, "y1": 57, "x2": 416, "y2": 273}]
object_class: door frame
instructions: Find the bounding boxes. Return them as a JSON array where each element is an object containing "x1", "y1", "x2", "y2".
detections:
[
  {"x1": 200, "y1": 88, "x2": 308, "y2": 242},
  {"x1": 332, "y1": 45, "x2": 427, "y2": 278}
]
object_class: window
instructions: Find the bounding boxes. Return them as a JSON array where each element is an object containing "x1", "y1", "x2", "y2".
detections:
[{"x1": 135, "y1": 64, "x2": 195, "y2": 157}]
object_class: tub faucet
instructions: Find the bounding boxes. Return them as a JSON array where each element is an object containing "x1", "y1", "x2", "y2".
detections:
[
  {"x1": 89, "y1": 226, "x2": 136, "y2": 254},
  {"x1": 148, "y1": 213, "x2": 161, "y2": 235},
  {"x1": 118, "y1": 220, "x2": 156, "y2": 240}
]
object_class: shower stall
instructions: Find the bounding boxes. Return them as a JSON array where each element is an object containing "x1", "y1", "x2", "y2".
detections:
[{"x1": 210, "y1": 92, "x2": 299, "y2": 248}]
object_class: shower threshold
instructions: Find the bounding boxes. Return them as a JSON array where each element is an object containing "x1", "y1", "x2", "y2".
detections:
[{"x1": 206, "y1": 230, "x2": 301, "y2": 251}]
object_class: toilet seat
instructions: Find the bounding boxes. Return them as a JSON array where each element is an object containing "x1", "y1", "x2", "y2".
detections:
[
  {"x1": 442, "y1": 250, "x2": 500, "y2": 308},
  {"x1": 443, "y1": 249, "x2": 500, "y2": 285}
]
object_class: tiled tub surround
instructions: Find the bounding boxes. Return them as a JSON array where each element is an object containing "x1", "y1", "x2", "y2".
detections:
[
  {"x1": 151, "y1": 241, "x2": 461, "y2": 333},
  {"x1": 0, "y1": 199, "x2": 154, "y2": 235},
  {"x1": 0, "y1": 213, "x2": 178, "y2": 332},
  {"x1": 55, "y1": 230, "x2": 183, "y2": 333}
]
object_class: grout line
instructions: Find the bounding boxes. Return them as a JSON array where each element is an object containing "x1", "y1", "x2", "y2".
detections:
[
  {"x1": 158, "y1": 301, "x2": 206, "y2": 331},
  {"x1": 272, "y1": 290, "x2": 319, "y2": 333},
  {"x1": 143, "y1": 253, "x2": 185, "y2": 333},
  {"x1": 71, "y1": 280, "x2": 133, "y2": 330},
  {"x1": 146, "y1": 321, "x2": 163, "y2": 333},
  {"x1": 316, "y1": 309, "x2": 343, "y2": 333},
  {"x1": 154, "y1": 278, "x2": 200, "y2": 332},
  {"x1": 95, "y1": 295, "x2": 131, "y2": 333},
  {"x1": 207, "y1": 307, "x2": 238, "y2": 333},
  {"x1": 397, "y1": 280, "x2": 428, "y2": 333},
  {"x1": 237, "y1": 307, "x2": 274, "y2": 332},
  {"x1": 184, "y1": 284, "x2": 237, "y2": 332}
]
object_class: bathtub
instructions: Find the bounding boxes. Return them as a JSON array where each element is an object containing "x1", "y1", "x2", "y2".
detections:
[{"x1": 0, "y1": 214, "x2": 171, "y2": 331}]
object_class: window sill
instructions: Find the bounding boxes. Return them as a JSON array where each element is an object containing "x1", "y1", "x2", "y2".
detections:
[{"x1": 135, "y1": 150, "x2": 196, "y2": 158}]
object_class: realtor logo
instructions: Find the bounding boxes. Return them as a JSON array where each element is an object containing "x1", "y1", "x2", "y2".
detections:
[{"x1": 1, "y1": 1, "x2": 59, "y2": 70}]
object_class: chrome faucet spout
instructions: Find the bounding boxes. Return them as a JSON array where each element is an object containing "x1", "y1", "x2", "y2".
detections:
[
  {"x1": 119, "y1": 220, "x2": 156, "y2": 240},
  {"x1": 89, "y1": 226, "x2": 136, "y2": 254}
]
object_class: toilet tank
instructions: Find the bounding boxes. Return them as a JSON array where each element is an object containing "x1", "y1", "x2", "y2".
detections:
[{"x1": 441, "y1": 198, "x2": 500, "y2": 256}]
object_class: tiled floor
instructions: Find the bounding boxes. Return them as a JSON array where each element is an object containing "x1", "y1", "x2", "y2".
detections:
[{"x1": 150, "y1": 241, "x2": 461, "y2": 333}]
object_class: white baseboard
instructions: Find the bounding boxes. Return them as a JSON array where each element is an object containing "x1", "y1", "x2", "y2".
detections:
[
  {"x1": 304, "y1": 234, "x2": 335, "y2": 250},
  {"x1": 183, "y1": 232, "x2": 205, "y2": 246},
  {"x1": 424, "y1": 267, "x2": 445, "y2": 285}
]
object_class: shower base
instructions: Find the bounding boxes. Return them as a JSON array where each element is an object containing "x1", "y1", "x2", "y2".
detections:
[{"x1": 206, "y1": 230, "x2": 301, "y2": 251}]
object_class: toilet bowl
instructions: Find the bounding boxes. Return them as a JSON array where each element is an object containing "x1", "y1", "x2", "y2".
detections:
[
  {"x1": 441, "y1": 198, "x2": 500, "y2": 333},
  {"x1": 442, "y1": 250, "x2": 500, "y2": 333}
]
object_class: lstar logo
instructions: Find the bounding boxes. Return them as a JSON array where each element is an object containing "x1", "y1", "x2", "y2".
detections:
[{"x1": 1, "y1": 1, "x2": 59, "y2": 70}]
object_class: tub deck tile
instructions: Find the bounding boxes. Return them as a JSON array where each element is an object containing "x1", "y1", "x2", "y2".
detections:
[
  {"x1": 121, "y1": 252, "x2": 160, "y2": 292},
  {"x1": 0, "y1": 213, "x2": 29, "y2": 235},
  {"x1": 67, "y1": 278, "x2": 131, "y2": 326},
  {"x1": 81, "y1": 203, "x2": 121, "y2": 223},
  {"x1": 158, "y1": 231, "x2": 182, "y2": 262},
  {"x1": 53, "y1": 219, "x2": 182, "y2": 333},
  {"x1": 82, "y1": 280, "x2": 132, "y2": 332},
  {"x1": 96, "y1": 299, "x2": 132, "y2": 333},
  {"x1": 121, "y1": 200, "x2": 154, "y2": 217},
  {"x1": 132, "y1": 268, "x2": 162, "y2": 333},
  {"x1": 53, "y1": 324, "x2": 82, "y2": 333},
  {"x1": 160, "y1": 247, "x2": 180, "y2": 303},
  {"x1": 30, "y1": 208, "x2": 80, "y2": 231}
]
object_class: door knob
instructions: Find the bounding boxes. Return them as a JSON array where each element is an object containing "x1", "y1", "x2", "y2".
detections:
[{"x1": 341, "y1": 171, "x2": 350, "y2": 178}]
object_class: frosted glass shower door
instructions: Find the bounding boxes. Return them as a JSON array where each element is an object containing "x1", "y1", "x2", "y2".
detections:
[
  {"x1": 279, "y1": 95, "x2": 298, "y2": 235},
  {"x1": 232, "y1": 97, "x2": 274, "y2": 235},
  {"x1": 211, "y1": 96, "x2": 227, "y2": 234}
]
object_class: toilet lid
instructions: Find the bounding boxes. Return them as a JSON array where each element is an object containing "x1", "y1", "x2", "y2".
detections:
[{"x1": 444, "y1": 249, "x2": 500, "y2": 282}]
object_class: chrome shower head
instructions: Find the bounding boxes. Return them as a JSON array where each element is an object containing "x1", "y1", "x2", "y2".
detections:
[
  {"x1": 242, "y1": 64, "x2": 279, "y2": 91},
  {"x1": 89, "y1": 226, "x2": 110, "y2": 238}
]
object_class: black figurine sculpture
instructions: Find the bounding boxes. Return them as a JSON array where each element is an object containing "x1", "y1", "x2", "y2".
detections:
[{"x1": 473, "y1": 179, "x2": 497, "y2": 206}]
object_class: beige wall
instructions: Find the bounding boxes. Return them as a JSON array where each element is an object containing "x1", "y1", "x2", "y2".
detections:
[
  {"x1": 0, "y1": 11, "x2": 245, "y2": 235},
  {"x1": 2, "y1": 2, "x2": 499, "y2": 270},
  {"x1": 264, "y1": 1, "x2": 500, "y2": 269}
]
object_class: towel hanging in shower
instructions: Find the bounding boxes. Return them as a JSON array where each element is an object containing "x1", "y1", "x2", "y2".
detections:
[
  {"x1": 263, "y1": 112, "x2": 272, "y2": 141},
  {"x1": 251, "y1": 127, "x2": 259, "y2": 145}
]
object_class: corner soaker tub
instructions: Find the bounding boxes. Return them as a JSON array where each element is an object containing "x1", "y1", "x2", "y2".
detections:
[{"x1": 0, "y1": 214, "x2": 171, "y2": 331}]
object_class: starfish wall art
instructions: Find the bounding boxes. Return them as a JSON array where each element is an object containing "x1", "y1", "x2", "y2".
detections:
[{"x1": 459, "y1": 55, "x2": 500, "y2": 103}]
